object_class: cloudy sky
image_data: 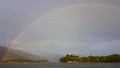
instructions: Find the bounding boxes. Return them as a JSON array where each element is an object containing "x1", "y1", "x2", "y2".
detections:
[{"x1": 0, "y1": 0, "x2": 120, "y2": 56}]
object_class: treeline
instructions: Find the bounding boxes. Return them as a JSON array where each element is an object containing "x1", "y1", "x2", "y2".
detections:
[{"x1": 60, "y1": 54, "x2": 120, "y2": 63}]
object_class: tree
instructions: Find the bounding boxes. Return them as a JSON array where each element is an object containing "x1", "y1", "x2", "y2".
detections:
[{"x1": 59, "y1": 54, "x2": 120, "y2": 63}]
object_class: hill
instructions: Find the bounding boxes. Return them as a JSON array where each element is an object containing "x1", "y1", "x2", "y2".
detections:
[{"x1": 0, "y1": 45, "x2": 48, "y2": 62}]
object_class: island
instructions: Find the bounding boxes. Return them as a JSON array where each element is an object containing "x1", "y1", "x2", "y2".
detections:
[{"x1": 59, "y1": 54, "x2": 120, "y2": 63}]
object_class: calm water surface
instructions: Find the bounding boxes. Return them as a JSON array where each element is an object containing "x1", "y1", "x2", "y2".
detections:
[{"x1": 0, "y1": 63, "x2": 120, "y2": 68}]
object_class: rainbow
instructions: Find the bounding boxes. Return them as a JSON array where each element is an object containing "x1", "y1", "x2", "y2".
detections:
[{"x1": 2, "y1": 3, "x2": 120, "y2": 60}]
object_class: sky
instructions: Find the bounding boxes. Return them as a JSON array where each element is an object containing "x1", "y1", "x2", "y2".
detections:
[{"x1": 0, "y1": 0, "x2": 120, "y2": 57}]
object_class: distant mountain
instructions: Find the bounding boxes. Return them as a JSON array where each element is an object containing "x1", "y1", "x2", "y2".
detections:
[
  {"x1": 0, "y1": 45, "x2": 47, "y2": 61},
  {"x1": 0, "y1": 45, "x2": 7, "y2": 60},
  {"x1": 39, "y1": 53, "x2": 63, "y2": 62},
  {"x1": 0, "y1": 45, "x2": 63, "y2": 62}
]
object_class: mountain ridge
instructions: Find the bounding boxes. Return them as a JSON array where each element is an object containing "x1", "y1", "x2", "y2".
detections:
[
  {"x1": 0, "y1": 45, "x2": 47, "y2": 61},
  {"x1": 0, "y1": 45, "x2": 63, "y2": 62}
]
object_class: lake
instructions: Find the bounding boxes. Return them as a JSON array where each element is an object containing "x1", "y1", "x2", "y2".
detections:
[{"x1": 0, "y1": 63, "x2": 120, "y2": 68}]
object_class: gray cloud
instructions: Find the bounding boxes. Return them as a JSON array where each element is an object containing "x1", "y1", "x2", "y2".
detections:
[
  {"x1": 10, "y1": 4, "x2": 120, "y2": 56},
  {"x1": 0, "y1": 0, "x2": 120, "y2": 57}
]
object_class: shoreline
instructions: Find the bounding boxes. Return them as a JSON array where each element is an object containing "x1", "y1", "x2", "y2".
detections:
[{"x1": 0, "y1": 62, "x2": 120, "y2": 64}]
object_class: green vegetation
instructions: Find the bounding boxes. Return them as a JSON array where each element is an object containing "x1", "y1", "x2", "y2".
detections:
[{"x1": 60, "y1": 54, "x2": 120, "y2": 63}]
